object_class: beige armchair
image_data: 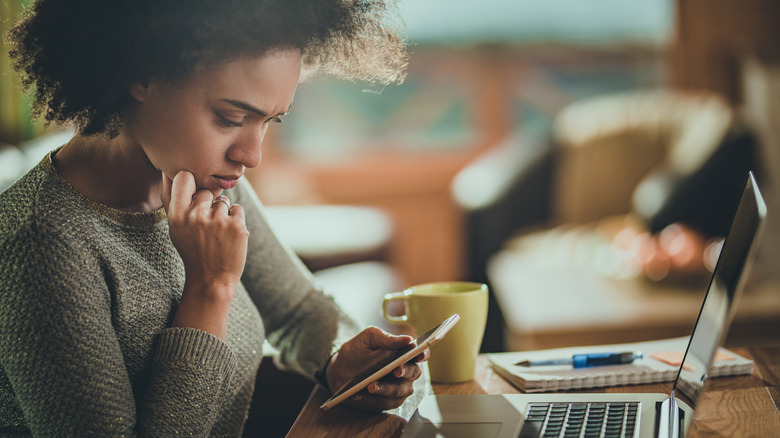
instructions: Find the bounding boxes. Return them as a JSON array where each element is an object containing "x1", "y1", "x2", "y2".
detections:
[{"x1": 551, "y1": 89, "x2": 733, "y2": 225}]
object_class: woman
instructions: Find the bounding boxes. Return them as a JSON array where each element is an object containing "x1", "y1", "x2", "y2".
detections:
[{"x1": 0, "y1": 0, "x2": 424, "y2": 436}]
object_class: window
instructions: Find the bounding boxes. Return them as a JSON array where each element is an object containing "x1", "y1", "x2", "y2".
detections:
[{"x1": 278, "y1": 0, "x2": 675, "y2": 160}]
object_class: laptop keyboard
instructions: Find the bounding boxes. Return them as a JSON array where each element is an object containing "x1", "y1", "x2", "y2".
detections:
[{"x1": 518, "y1": 402, "x2": 639, "y2": 438}]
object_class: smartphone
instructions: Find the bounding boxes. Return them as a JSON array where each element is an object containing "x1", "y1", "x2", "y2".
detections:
[{"x1": 319, "y1": 313, "x2": 460, "y2": 411}]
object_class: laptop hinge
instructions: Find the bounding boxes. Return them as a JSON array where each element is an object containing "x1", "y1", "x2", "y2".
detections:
[{"x1": 656, "y1": 392, "x2": 681, "y2": 438}]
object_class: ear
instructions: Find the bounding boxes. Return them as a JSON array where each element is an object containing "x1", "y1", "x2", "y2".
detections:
[{"x1": 128, "y1": 80, "x2": 151, "y2": 102}]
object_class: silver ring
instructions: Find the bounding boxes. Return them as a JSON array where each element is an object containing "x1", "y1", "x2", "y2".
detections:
[{"x1": 211, "y1": 196, "x2": 231, "y2": 209}]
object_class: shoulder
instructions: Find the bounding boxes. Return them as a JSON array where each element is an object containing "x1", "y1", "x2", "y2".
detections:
[
  {"x1": 0, "y1": 158, "x2": 114, "y2": 299},
  {"x1": 1, "y1": 162, "x2": 51, "y2": 242},
  {"x1": 1, "y1": 158, "x2": 92, "y2": 245},
  {"x1": 0, "y1": 164, "x2": 113, "y2": 323}
]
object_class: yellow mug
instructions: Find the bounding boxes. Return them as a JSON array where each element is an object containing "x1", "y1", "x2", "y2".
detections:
[{"x1": 382, "y1": 282, "x2": 489, "y2": 383}]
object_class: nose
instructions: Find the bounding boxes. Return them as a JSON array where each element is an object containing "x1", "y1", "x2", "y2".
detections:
[{"x1": 227, "y1": 125, "x2": 266, "y2": 168}]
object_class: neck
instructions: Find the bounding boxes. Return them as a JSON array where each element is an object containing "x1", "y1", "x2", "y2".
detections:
[{"x1": 54, "y1": 133, "x2": 163, "y2": 212}]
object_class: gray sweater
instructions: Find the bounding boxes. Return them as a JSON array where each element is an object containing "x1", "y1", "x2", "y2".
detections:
[{"x1": 0, "y1": 150, "x2": 359, "y2": 437}]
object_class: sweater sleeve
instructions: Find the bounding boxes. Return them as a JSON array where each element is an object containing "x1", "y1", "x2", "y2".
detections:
[
  {"x1": 137, "y1": 328, "x2": 235, "y2": 436},
  {"x1": 230, "y1": 180, "x2": 361, "y2": 378},
  {"x1": 0, "y1": 219, "x2": 235, "y2": 437}
]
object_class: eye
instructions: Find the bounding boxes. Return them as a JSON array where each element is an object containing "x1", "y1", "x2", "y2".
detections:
[
  {"x1": 270, "y1": 116, "x2": 283, "y2": 124},
  {"x1": 216, "y1": 113, "x2": 243, "y2": 128}
]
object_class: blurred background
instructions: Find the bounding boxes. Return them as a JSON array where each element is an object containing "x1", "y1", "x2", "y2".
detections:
[{"x1": 2, "y1": 0, "x2": 779, "y2": 353}]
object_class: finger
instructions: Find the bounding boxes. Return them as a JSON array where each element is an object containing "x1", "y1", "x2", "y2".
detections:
[
  {"x1": 367, "y1": 379, "x2": 414, "y2": 398},
  {"x1": 211, "y1": 195, "x2": 231, "y2": 213},
  {"x1": 161, "y1": 173, "x2": 173, "y2": 211},
  {"x1": 414, "y1": 348, "x2": 431, "y2": 363},
  {"x1": 191, "y1": 188, "x2": 214, "y2": 208},
  {"x1": 228, "y1": 204, "x2": 246, "y2": 224},
  {"x1": 364, "y1": 328, "x2": 413, "y2": 350},
  {"x1": 392, "y1": 361, "x2": 422, "y2": 380},
  {"x1": 169, "y1": 171, "x2": 197, "y2": 215}
]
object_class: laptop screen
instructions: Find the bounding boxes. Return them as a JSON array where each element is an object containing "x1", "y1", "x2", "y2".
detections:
[{"x1": 672, "y1": 172, "x2": 766, "y2": 406}]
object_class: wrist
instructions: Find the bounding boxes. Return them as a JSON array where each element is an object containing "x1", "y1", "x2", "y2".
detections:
[
  {"x1": 183, "y1": 276, "x2": 237, "y2": 302},
  {"x1": 317, "y1": 351, "x2": 338, "y2": 392},
  {"x1": 172, "y1": 281, "x2": 236, "y2": 340}
]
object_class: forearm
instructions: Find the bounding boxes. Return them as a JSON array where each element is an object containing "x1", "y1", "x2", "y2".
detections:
[{"x1": 172, "y1": 279, "x2": 235, "y2": 340}]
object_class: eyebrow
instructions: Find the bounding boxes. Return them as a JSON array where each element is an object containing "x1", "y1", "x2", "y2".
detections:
[{"x1": 221, "y1": 99, "x2": 291, "y2": 117}]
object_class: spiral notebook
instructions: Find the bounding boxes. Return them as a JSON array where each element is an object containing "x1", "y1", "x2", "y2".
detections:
[{"x1": 487, "y1": 336, "x2": 753, "y2": 393}]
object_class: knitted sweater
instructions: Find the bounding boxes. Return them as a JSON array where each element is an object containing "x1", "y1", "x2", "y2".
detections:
[{"x1": 0, "y1": 150, "x2": 359, "y2": 437}]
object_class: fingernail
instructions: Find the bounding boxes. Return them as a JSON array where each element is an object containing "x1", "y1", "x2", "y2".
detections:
[{"x1": 369, "y1": 383, "x2": 380, "y2": 393}]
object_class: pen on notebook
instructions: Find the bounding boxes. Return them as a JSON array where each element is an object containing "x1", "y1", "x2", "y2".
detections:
[{"x1": 515, "y1": 351, "x2": 643, "y2": 368}]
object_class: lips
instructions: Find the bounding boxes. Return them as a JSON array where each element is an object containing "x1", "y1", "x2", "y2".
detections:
[{"x1": 214, "y1": 175, "x2": 240, "y2": 190}]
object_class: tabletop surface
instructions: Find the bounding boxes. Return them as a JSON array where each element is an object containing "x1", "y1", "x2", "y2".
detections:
[{"x1": 286, "y1": 345, "x2": 780, "y2": 437}]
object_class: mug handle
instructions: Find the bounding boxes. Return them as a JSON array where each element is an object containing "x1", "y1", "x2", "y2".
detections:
[{"x1": 382, "y1": 291, "x2": 410, "y2": 325}]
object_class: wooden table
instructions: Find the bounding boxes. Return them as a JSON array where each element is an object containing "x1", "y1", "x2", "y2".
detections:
[
  {"x1": 487, "y1": 246, "x2": 780, "y2": 352},
  {"x1": 286, "y1": 345, "x2": 780, "y2": 437}
]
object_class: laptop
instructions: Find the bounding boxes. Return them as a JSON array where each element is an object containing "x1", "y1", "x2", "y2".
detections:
[{"x1": 401, "y1": 171, "x2": 767, "y2": 438}]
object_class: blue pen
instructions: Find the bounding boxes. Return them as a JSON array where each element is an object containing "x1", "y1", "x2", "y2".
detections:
[{"x1": 515, "y1": 351, "x2": 643, "y2": 368}]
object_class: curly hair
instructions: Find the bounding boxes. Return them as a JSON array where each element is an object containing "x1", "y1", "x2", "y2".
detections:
[{"x1": 6, "y1": 0, "x2": 407, "y2": 136}]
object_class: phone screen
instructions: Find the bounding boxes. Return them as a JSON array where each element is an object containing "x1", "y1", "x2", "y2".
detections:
[{"x1": 320, "y1": 313, "x2": 460, "y2": 410}]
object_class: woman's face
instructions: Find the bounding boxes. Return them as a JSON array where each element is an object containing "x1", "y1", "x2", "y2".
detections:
[{"x1": 124, "y1": 48, "x2": 301, "y2": 195}]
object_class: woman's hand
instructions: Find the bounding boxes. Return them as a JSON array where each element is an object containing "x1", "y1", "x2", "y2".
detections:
[
  {"x1": 326, "y1": 327, "x2": 429, "y2": 412},
  {"x1": 161, "y1": 170, "x2": 249, "y2": 339}
]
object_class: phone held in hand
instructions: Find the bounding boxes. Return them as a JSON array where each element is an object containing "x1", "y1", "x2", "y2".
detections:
[{"x1": 319, "y1": 313, "x2": 460, "y2": 411}]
